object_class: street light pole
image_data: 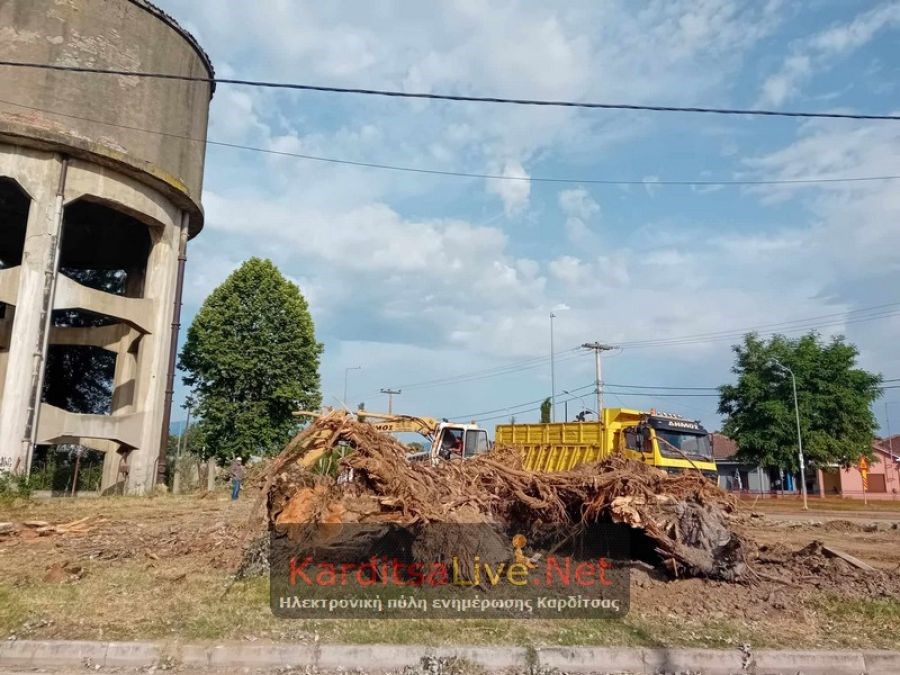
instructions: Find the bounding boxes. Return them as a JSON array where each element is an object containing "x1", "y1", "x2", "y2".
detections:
[
  {"x1": 549, "y1": 312, "x2": 557, "y2": 422},
  {"x1": 563, "y1": 389, "x2": 596, "y2": 419},
  {"x1": 886, "y1": 403, "x2": 895, "y2": 489},
  {"x1": 773, "y1": 359, "x2": 808, "y2": 510},
  {"x1": 343, "y1": 366, "x2": 361, "y2": 406}
]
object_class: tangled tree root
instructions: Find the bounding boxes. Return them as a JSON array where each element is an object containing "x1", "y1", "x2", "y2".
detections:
[{"x1": 258, "y1": 410, "x2": 750, "y2": 581}]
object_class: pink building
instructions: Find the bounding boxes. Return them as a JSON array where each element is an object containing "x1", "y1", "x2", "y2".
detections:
[{"x1": 818, "y1": 435, "x2": 900, "y2": 500}]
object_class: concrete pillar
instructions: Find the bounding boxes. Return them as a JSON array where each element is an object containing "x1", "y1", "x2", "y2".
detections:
[
  {"x1": 101, "y1": 450, "x2": 121, "y2": 495},
  {"x1": 0, "y1": 152, "x2": 64, "y2": 475},
  {"x1": 126, "y1": 213, "x2": 184, "y2": 494},
  {"x1": 99, "y1": 268, "x2": 143, "y2": 494},
  {"x1": 207, "y1": 457, "x2": 216, "y2": 492}
]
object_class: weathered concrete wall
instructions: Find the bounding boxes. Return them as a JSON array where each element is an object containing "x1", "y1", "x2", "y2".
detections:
[
  {"x1": 0, "y1": 0, "x2": 213, "y2": 235},
  {"x1": 0, "y1": 1, "x2": 212, "y2": 493}
]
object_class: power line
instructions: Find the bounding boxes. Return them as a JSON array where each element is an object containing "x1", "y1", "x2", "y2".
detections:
[
  {"x1": 2, "y1": 97, "x2": 896, "y2": 188},
  {"x1": 618, "y1": 307, "x2": 900, "y2": 350},
  {"x1": 2, "y1": 60, "x2": 899, "y2": 121},
  {"x1": 458, "y1": 376, "x2": 900, "y2": 419},
  {"x1": 473, "y1": 391, "x2": 592, "y2": 424},
  {"x1": 604, "y1": 382, "x2": 720, "y2": 390},
  {"x1": 604, "y1": 390, "x2": 718, "y2": 397},
  {"x1": 387, "y1": 348, "x2": 582, "y2": 393},
  {"x1": 378, "y1": 304, "x2": 900, "y2": 395},
  {"x1": 451, "y1": 383, "x2": 595, "y2": 420},
  {"x1": 617, "y1": 301, "x2": 900, "y2": 348}
]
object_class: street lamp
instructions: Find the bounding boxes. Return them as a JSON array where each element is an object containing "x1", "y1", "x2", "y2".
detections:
[
  {"x1": 343, "y1": 366, "x2": 362, "y2": 406},
  {"x1": 549, "y1": 312, "x2": 557, "y2": 422},
  {"x1": 563, "y1": 390, "x2": 596, "y2": 420},
  {"x1": 772, "y1": 358, "x2": 808, "y2": 510}
]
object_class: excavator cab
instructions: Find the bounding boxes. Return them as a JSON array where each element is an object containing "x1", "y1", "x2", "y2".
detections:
[
  {"x1": 434, "y1": 425, "x2": 489, "y2": 462},
  {"x1": 354, "y1": 411, "x2": 490, "y2": 464}
]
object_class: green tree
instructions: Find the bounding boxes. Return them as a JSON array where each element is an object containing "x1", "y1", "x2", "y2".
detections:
[
  {"x1": 179, "y1": 258, "x2": 322, "y2": 460},
  {"x1": 718, "y1": 333, "x2": 881, "y2": 470},
  {"x1": 540, "y1": 397, "x2": 552, "y2": 424}
]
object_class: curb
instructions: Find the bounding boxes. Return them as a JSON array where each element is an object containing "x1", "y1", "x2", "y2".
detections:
[{"x1": 2, "y1": 640, "x2": 900, "y2": 673}]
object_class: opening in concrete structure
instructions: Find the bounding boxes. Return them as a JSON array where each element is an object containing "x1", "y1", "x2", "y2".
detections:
[
  {"x1": 0, "y1": 177, "x2": 28, "y2": 267},
  {"x1": 30, "y1": 444, "x2": 104, "y2": 495},
  {"x1": 43, "y1": 344, "x2": 115, "y2": 414},
  {"x1": 40, "y1": 200, "x2": 153, "y2": 415},
  {"x1": 0, "y1": 177, "x2": 30, "y2": 320},
  {"x1": 60, "y1": 199, "x2": 152, "y2": 296}
]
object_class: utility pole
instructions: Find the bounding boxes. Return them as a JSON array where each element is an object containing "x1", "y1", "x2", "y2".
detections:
[
  {"x1": 173, "y1": 401, "x2": 191, "y2": 495},
  {"x1": 380, "y1": 388, "x2": 401, "y2": 414},
  {"x1": 581, "y1": 342, "x2": 615, "y2": 419},
  {"x1": 549, "y1": 312, "x2": 557, "y2": 422}
]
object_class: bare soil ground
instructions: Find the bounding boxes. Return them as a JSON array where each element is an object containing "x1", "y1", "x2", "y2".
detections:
[{"x1": 1, "y1": 492, "x2": 899, "y2": 650}]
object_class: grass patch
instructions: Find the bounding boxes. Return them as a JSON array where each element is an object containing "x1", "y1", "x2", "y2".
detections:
[{"x1": 3, "y1": 494, "x2": 899, "y2": 650}]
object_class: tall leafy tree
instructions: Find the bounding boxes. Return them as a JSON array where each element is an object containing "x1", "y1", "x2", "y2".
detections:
[
  {"x1": 718, "y1": 333, "x2": 881, "y2": 469},
  {"x1": 179, "y1": 258, "x2": 322, "y2": 460}
]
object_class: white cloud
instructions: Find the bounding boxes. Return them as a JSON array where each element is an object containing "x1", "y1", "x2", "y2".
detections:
[
  {"x1": 558, "y1": 187, "x2": 600, "y2": 244},
  {"x1": 486, "y1": 161, "x2": 531, "y2": 216},
  {"x1": 642, "y1": 176, "x2": 661, "y2": 197},
  {"x1": 559, "y1": 188, "x2": 600, "y2": 221},
  {"x1": 759, "y1": 2, "x2": 900, "y2": 105},
  {"x1": 155, "y1": 0, "x2": 899, "y2": 431}
]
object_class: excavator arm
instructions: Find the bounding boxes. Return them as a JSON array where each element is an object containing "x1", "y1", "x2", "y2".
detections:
[
  {"x1": 290, "y1": 410, "x2": 448, "y2": 469},
  {"x1": 354, "y1": 411, "x2": 441, "y2": 439}
]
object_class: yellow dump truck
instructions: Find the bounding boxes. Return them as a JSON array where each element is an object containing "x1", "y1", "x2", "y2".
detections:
[{"x1": 495, "y1": 407, "x2": 717, "y2": 479}]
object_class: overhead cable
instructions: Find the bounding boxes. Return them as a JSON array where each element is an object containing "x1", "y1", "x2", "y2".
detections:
[
  {"x1": 1, "y1": 97, "x2": 895, "y2": 188},
  {"x1": 1, "y1": 60, "x2": 899, "y2": 121}
]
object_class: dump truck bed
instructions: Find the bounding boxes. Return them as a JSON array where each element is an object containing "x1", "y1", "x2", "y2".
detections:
[{"x1": 494, "y1": 422, "x2": 610, "y2": 472}]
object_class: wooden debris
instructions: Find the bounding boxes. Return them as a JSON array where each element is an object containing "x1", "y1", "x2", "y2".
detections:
[
  {"x1": 821, "y1": 544, "x2": 875, "y2": 571},
  {"x1": 0, "y1": 516, "x2": 107, "y2": 539}
]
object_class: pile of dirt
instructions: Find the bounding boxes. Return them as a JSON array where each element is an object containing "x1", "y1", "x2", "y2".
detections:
[
  {"x1": 259, "y1": 410, "x2": 750, "y2": 581},
  {"x1": 756, "y1": 540, "x2": 900, "y2": 599}
]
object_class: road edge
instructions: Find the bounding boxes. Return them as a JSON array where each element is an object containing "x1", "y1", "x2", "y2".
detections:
[{"x1": 2, "y1": 639, "x2": 899, "y2": 673}]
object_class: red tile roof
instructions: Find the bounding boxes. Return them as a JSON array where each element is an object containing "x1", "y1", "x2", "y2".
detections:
[
  {"x1": 711, "y1": 433, "x2": 739, "y2": 460},
  {"x1": 875, "y1": 435, "x2": 900, "y2": 458}
]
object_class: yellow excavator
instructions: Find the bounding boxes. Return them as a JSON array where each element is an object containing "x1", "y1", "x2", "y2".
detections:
[{"x1": 355, "y1": 411, "x2": 490, "y2": 462}]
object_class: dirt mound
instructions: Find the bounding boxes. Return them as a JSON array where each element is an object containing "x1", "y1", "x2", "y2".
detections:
[
  {"x1": 755, "y1": 540, "x2": 900, "y2": 599},
  {"x1": 259, "y1": 410, "x2": 750, "y2": 581}
]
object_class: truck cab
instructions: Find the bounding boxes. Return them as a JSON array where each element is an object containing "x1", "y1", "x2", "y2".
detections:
[{"x1": 611, "y1": 409, "x2": 717, "y2": 479}]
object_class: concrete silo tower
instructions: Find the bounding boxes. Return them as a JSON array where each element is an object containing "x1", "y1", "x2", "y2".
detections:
[{"x1": 0, "y1": 0, "x2": 214, "y2": 493}]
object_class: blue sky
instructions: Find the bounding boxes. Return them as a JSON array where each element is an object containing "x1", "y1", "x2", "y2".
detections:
[{"x1": 154, "y1": 0, "x2": 900, "y2": 434}]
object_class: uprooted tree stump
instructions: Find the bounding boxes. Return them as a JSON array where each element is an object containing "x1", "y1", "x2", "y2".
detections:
[{"x1": 256, "y1": 410, "x2": 750, "y2": 581}]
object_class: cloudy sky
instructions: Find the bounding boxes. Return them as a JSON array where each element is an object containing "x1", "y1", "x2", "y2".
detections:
[{"x1": 155, "y1": 0, "x2": 900, "y2": 433}]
